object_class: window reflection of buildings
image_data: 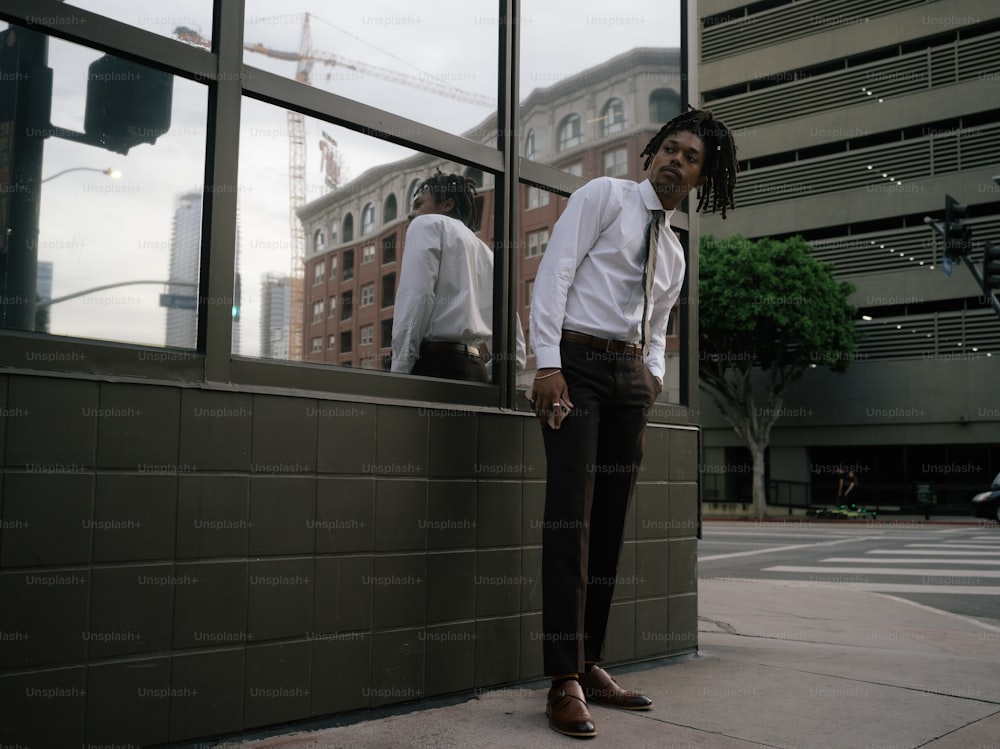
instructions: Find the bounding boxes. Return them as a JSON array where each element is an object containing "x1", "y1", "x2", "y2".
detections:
[
  {"x1": 165, "y1": 192, "x2": 201, "y2": 349},
  {"x1": 300, "y1": 48, "x2": 682, "y2": 373},
  {"x1": 260, "y1": 273, "x2": 291, "y2": 360}
]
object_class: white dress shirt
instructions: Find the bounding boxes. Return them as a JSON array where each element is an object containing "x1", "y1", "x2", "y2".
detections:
[
  {"x1": 391, "y1": 213, "x2": 526, "y2": 375},
  {"x1": 529, "y1": 177, "x2": 686, "y2": 380}
]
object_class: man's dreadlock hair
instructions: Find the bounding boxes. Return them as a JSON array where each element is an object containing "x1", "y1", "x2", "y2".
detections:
[
  {"x1": 413, "y1": 169, "x2": 480, "y2": 229},
  {"x1": 640, "y1": 107, "x2": 739, "y2": 219}
]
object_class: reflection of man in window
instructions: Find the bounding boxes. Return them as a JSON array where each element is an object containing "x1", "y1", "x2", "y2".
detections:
[{"x1": 391, "y1": 170, "x2": 524, "y2": 381}]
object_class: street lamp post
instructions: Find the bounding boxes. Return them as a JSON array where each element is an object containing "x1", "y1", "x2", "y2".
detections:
[{"x1": 41, "y1": 167, "x2": 122, "y2": 183}]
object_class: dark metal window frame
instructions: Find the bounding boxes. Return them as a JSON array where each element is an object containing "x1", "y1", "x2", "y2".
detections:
[{"x1": 0, "y1": 0, "x2": 698, "y2": 419}]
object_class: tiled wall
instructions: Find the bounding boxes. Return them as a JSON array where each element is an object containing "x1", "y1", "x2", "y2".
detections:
[{"x1": 0, "y1": 373, "x2": 699, "y2": 747}]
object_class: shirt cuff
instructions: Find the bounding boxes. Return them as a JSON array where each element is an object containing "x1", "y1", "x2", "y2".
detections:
[
  {"x1": 644, "y1": 358, "x2": 664, "y2": 380},
  {"x1": 534, "y1": 345, "x2": 562, "y2": 371}
]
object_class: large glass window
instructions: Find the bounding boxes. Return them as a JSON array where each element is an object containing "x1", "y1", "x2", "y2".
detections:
[
  {"x1": 520, "y1": 1, "x2": 682, "y2": 176},
  {"x1": 514, "y1": 1, "x2": 686, "y2": 402},
  {"x1": 0, "y1": 26, "x2": 208, "y2": 348},
  {"x1": 241, "y1": 2, "x2": 498, "y2": 141},
  {"x1": 0, "y1": 1, "x2": 690, "y2": 405},
  {"x1": 62, "y1": 2, "x2": 214, "y2": 44}
]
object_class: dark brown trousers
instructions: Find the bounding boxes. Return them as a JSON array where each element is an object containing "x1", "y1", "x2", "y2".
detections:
[{"x1": 540, "y1": 339, "x2": 656, "y2": 675}]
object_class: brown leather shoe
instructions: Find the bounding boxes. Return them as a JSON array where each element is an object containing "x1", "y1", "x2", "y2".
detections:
[
  {"x1": 546, "y1": 679, "x2": 596, "y2": 738},
  {"x1": 578, "y1": 665, "x2": 652, "y2": 710}
]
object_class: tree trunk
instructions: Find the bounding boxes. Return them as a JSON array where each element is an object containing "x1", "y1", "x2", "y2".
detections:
[{"x1": 748, "y1": 438, "x2": 767, "y2": 519}]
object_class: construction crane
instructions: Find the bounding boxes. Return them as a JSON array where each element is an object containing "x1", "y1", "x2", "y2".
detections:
[{"x1": 175, "y1": 18, "x2": 492, "y2": 360}]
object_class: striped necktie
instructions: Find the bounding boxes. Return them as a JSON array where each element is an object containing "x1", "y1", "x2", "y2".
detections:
[{"x1": 640, "y1": 209, "x2": 664, "y2": 355}]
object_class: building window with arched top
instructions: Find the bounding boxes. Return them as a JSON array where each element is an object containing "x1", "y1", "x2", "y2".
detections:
[
  {"x1": 383, "y1": 193, "x2": 397, "y2": 223},
  {"x1": 601, "y1": 98, "x2": 626, "y2": 136},
  {"x1": 406, "y1": 179, "x2": 421, "y2": 210},
  {"x1": 525, "y1": 129, "x2": 536, "y2": 159},
  {"x1": 557, "y1": 114, "x2": 582, "y2": 152},
  {"x1": 313, "y1": 228, "x2": 325, "y2": 253},
  {"x1": 464, "y1": 168, "x2": 483, "y2": 187},
  {"x1": 361, "y1": 203, "x2": 375, "y2": 235},
  {"x1": 649, "y1": 88, "x2": 681, "y2": 124}
]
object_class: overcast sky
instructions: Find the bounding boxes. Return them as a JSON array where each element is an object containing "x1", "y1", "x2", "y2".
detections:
[{"x1": 23, "y1": 1, "x2": 680, "y2": 355}]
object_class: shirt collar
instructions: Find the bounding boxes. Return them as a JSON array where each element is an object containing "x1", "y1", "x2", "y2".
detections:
[{"x1": 639, "y1": 179, "x2": 676, "y2": 221}]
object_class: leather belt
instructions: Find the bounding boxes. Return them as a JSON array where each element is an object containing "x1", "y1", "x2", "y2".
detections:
[
  {"x1": 561, "y1": 330, "x2": 642, "y2": 358},
  {"x1": 420, "y1": 341, "x2": 483, "y2": 358}
]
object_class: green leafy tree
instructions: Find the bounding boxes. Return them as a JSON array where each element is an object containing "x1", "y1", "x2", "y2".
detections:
[{"x1": 699, "y1": 235, "x2": 859, "y2": 518}]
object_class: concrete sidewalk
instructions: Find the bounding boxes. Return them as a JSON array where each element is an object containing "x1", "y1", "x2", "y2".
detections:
[{"x1": 214, "y1": 578, "x2": 1000, "y2": 749}]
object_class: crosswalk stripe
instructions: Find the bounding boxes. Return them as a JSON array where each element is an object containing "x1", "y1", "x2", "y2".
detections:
[
  {"x1": 868, "y1": 549, "x2": 1000, "y2": 556},
  {"x1": 904, "y1": 544, "x2": 1000, "y2": 550},
  {"x1": 765, "y1": 565, "x2": 1000, "y2": 578},
  {"x1": 759, "y1": 580, "x2": 1000, "y2": 597},
  {"x1": 698, "y1": 537, "x2": 859, "y2": 562},
  {"x1": 822, "y1": 557, "x2": 1000, "y2": 565}
]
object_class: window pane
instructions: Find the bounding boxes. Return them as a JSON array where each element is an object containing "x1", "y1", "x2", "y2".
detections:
[
  {"x1": 518, "y1": 3, "x2": 686, "y2": 402},
  {"x1": 62, "y1": 1, "x2": 214, "y2": 44},
  {"x1": 238, "y1": 96, "x2": 503, "y2": 378},
  {"x1": 237, "y1": 98, "x2": 414, "y2": 363},
  {"x1": 516, "y1": 180, "x2": 683, "y2": 401},
  {"x1": 0, "y1": 26, "x2": 208, "y2": 347},
  {"x1": 520, "y1": 1, "x2": 682, "y2": 177},
  {"x1": 242, "y1": 2, "x2": 499, "y2": 140},
  {"x1": 517, "y1": 183, "x2": 563, "y2": 383}
]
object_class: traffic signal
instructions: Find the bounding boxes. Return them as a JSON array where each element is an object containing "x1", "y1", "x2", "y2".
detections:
[
  {"x1": 943, "y1": 195, "x2": 972, "y2": 261},
  {"x1": 84, "y1": 55, "x2": 172, "y2": 155},
  {"x1": 984, "y1": 242, "x2": 1000, "y2": 296}
]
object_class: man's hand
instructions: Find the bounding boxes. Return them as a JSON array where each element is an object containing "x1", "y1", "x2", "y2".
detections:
[{"x1": 531, "y1": 368, "x2": 574, "y2": 430}]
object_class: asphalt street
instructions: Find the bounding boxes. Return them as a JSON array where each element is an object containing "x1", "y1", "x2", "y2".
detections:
[{"x1": 699, "y1": 520, "x2": 1000, "y2": 629}]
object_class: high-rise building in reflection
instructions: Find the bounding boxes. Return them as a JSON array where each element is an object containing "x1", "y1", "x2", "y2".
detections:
[
  {"x1": 260, "y1": 272, "x2": 292, "y2": 359},
  {"x1": 164, "y1": 191, "x2": 242, "y2": 352},
  {"x1": 36, "y1": 261, "x2": 53, "y2": 302},
  {"x1": 165, "y1": 191, "x2": 201, "y2": 348}
]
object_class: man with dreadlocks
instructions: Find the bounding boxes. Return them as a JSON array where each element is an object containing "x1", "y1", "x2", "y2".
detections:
[
  {"x1": 392, "y1": 169, "x2": 525, "y2": 381},
  {"x1": 529, "y1": 108, "x2": 738, "y2": 738}
]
